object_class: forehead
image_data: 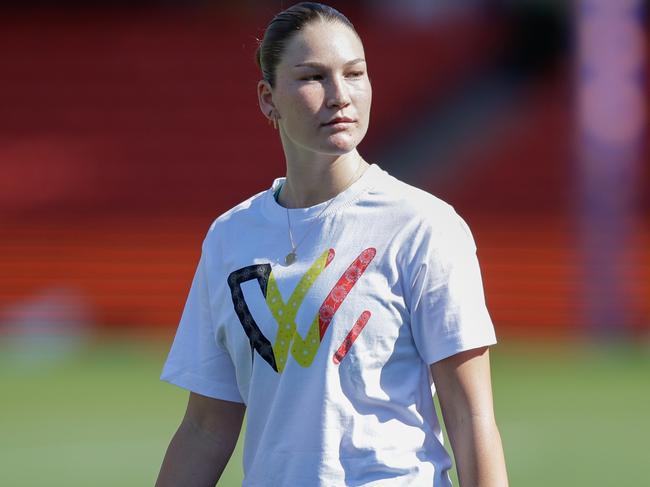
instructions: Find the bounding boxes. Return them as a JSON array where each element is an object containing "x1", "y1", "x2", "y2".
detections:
[{"x1": 279, "y1": 21, "x2": 365, "y2": 67}]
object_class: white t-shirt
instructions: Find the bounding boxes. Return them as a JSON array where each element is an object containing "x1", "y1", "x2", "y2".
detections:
[{"x1": 161, "y1": 163, "x2": 497, "y2": 486}]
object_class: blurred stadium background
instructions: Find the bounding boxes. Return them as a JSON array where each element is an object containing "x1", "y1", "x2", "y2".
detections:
[{"x1": 1, "y1": 1, "x2": 648, "y2": 486}]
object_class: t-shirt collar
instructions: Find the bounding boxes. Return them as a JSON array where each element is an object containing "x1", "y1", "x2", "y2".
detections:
[{"x1": 261, "y1": 163, "x2": 381, "y2": 223}]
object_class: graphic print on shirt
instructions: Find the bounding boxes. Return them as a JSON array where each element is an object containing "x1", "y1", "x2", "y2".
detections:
[{"x1": 227, "y1": 247, "x2": 376, "y2": 373}]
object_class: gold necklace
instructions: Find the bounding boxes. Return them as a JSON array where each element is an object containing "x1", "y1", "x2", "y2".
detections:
[{"x1": 282, "y1": 161, "x2": 363, "y2": 266}]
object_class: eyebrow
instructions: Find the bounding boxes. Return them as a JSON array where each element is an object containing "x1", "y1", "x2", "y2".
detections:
[{"x1": 293, "y1": 58, "x2": 366, "y2": 68}]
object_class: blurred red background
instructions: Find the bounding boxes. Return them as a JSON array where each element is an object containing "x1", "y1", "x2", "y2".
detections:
[{"x1": 1, "y1": 2, "x2": 647, "y2": 339}]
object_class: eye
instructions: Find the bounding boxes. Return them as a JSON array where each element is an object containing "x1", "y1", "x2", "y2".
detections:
[
  {"x1": 346, "y1": 71, "x2": 365, "y2": 78},
  {"x1": 301, "y1": 74, "x2": 323, "y2": 81}
]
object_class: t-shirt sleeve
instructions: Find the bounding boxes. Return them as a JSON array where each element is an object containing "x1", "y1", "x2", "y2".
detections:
[
  {"x1": 160, "y1": 242, "x2": 244, "y2": 403},
  {"x1": 407, "y1": 210, "x2": 497, "y2": 365}
]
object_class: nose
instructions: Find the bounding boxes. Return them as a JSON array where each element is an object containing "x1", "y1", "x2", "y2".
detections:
[{"x1": 326, "y1": 74, "x2": 351, "y2": 109}]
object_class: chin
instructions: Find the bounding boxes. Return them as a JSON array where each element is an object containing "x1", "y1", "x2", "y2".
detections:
[{"x1": 321, "y1": 133, "x2": 362, "y2": 154}]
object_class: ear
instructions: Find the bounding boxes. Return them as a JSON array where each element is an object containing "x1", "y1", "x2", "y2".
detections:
[{"x1": 257, "y1": 79, "x2": 276, "y2": 120}]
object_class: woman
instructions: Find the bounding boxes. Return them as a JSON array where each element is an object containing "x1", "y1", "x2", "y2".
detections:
[{"x1": 155, "y1": 3, "x2": 508, "y2": 486}]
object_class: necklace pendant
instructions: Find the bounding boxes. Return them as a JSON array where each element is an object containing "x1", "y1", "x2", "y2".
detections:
[{"x1": 285, "y1": 251, "x2": 297, "y2": 266}]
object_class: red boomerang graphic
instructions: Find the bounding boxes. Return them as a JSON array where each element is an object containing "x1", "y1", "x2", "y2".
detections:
[{"x1": 316, "y1": 247, "x2": 376, "y2": 363}]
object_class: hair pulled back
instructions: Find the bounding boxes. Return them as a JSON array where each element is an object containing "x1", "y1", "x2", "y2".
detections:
[{"x1": 255, "y1": 2, "x2": 358, "y2": 88}]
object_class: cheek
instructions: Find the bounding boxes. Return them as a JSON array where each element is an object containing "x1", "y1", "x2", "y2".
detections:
[
  {"x1": 366, "y1": 82, "x2": 372, "y2": 108},
  {"x1": 294, "y1": 85, "x2": 324, "y2": 113},
  {"x1": 354, "y1": 84, "x2": 372, "y2": 117}
]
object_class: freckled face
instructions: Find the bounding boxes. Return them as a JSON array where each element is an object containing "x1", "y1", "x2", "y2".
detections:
[{"x1": 271, "y1": 21, "x2": 372, "y2": 155}]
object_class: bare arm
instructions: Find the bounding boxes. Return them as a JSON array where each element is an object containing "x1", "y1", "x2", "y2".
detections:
[
  {"x1": 155, "y1": 392, "x2": 246, "y2": 487},
  {"x1": 430, "y1": 346, "x2": 508, "y2": 487}
]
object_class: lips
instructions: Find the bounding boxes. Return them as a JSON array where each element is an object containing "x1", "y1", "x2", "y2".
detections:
[{"x1": 323, "y1": 117, "x2": 355, "y2": 126}]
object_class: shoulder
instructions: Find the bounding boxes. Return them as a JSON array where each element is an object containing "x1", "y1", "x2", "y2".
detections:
[
  {"x1": 372, "y1": 169, "x2": 467, "y2": 239},
  {"x1": 370, "y1": 170, "x2": 477, "y2": 269},
  {"x1": 202, "y1": 188, "x2": 267, "y2": 250}
]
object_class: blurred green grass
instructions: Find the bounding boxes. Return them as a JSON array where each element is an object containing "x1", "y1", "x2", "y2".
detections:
[{"x1": 1, "y1": 337, "x2": 648, "y2": 486}]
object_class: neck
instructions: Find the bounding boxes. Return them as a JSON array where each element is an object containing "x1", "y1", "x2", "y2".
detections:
[{"x1": 277, "y1": 150, "x2": 369, "y2": 209}]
